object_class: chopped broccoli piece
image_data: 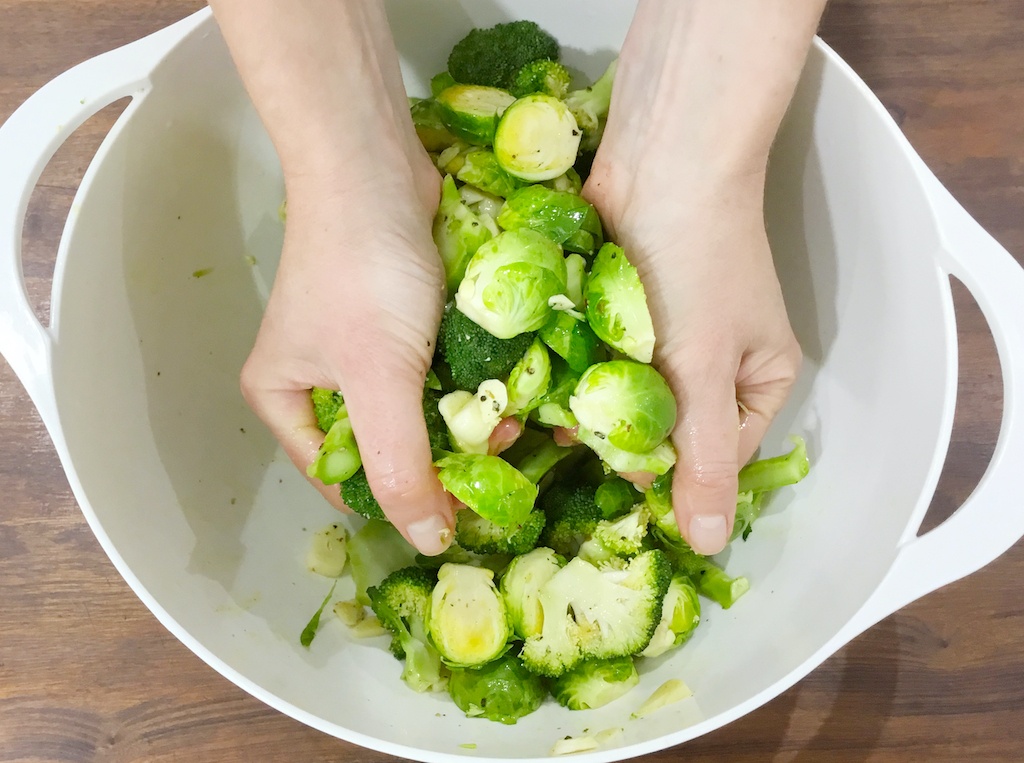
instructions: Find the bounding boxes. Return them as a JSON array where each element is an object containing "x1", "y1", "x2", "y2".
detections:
[
  {"x1": 438, "y1": 304, "x2": 536, "y2": 391},
  {"x1": 576, "y1": 504, "x2": 651, "y2": 566},
  {"x1": 311, "y1": 387, "x2": 344, "y2": 433},
  {"x1": 671, "y1": 549, "x2": 750, "y2": 610},
  {"x1": 339, "y1": 469, "x2": 385, "y2": 521},
  {"x1": 455, "y1": 509, "x2": 546, "y2": 556},
  {"x1": 551, "y1": 656, "x2": 639, "y2": 710},
  {"x1": 448, "y1": 20, "x2": 559, "y2": 91},
  {"x1": 520, "y1": 550, "x2": 672, "y2": 677},
  {"x1": 368, "y1": 566, "x2": 447, "y2": 693},
  {"x1": 510, "y1": 59, "x2": 572, "y2": 99},
  {"x1": 539, "y1": 483, "x2": 602, "y2": 557},
  {"x1": 448, "y1": 653, "x2": 547, "y2": 724},
  {"x1": 423, "y1": 388, "x2": 449, "y2": 453},
  {"x1": 737, "y1": 435, "x2": 811, "y2": 494},
  {"x1": 564, "y1": 59, "x2": 617, "y2": 152}
]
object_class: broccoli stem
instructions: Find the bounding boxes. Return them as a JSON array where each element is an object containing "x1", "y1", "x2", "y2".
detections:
[
  {"x1": 672, "y1": 551, "x2": 749, "y2": 610},
  {"x1": 516, "y1": 439, "x2": 579, "y2": 484},
  {"x1": 737, "y1": 436, "x2": 809, "y2": 495}
]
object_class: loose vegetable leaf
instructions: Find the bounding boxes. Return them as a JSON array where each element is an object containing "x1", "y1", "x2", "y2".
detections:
[{"x1": 300, "y1": 580, "x2": 338, "y2": 647}]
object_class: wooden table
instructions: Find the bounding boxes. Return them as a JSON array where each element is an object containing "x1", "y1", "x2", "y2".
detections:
[{"x1": 1, "y1": 2, "x2": 1021, "y2": 760}]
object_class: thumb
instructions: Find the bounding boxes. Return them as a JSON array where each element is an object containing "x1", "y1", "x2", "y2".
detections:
[
  {"x1": 668, "y1": 365, "x2": 741, "y2": 556},
  {"x1": 341, "y1": 365, "x2": 454, "y2": 556}
]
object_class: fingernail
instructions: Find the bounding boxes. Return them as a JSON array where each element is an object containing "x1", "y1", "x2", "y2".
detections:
[
  {"x1": 407, "y1": 514, "x2": 452, "y2": 556},
  {"x1": 688, "y1": 514, "x2": 728, "y2": 555}
]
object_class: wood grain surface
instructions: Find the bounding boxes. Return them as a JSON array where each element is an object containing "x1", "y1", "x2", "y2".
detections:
[{"x1": 1, "y1": 2, "x2": 1022, "y2": 761}]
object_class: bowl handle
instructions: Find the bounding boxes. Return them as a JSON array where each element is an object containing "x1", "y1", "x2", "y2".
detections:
[
  {"x1": 852, "y1": 166, "x2": 1024, "y2": 630},
  {"x1": 0, "y1": 9, "x2": 210, "y2": 428}
]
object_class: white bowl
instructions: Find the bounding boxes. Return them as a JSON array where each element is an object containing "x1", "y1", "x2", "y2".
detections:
[{"x1": 2, "y1": 3, "x2": 1024, "y2": 761}]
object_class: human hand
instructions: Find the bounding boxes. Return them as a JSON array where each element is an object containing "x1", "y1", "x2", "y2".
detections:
[{"x1": 240, "y1": 159, "x2": 455, "y2": 556}]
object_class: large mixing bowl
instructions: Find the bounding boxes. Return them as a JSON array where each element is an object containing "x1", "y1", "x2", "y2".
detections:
[{"x1": 2, "y1": 3, "x2": 1023, "y2": 761}]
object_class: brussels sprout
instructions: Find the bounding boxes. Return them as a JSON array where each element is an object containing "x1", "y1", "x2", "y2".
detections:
[
  {"x1": 455, "y1": 228, "x2": 568, "y2": 339},
  {"x1": 641, "y1": 572, "x2": 701, "y2": 658},
  {"x1": 410, "y1": 98, "x2": 459, "y2": 152},
  {"x1": 435, "y1": 453, "x2": 538, "y2": 527},
  {"x1": 448, "y1": 653, "x2": 547, "y2": 724},
  {"x1": 539, "y1": 311, "x2": 603, "y2": 373},
  {"x1": 433, "y1": 175, "x2": 498, "y2": 296},
  {"x1": 497, "y1": 185, "x2": 604, "y2": 256},
  {"x1": 430, "y1": 71, "x2": 457, "y2": 98},
  {"x1": 500, "y1": 546, "x2": 565, "y2": 639},
  {"x1": 551, "y1": 656, "x2": 639, "y2": 710},
  {"x1": 594, "y1": 478, "x2": 643, "y2": 520},
  {"x1": 456, "y1": 148, "x2": 524, "y2": 198},
  {"x1": 543, "y1": 167, "x2": 583, "y2": 195},
  {"x1": 426, "y1": 563, "x2": 512, "y2": 667},
  {"x1": 533, "y1": 356, "x2": 581, "y2": 429},
  {"x1": 436, "y1": 84, "x2": 516, "y2": 145},
  {"x1": 585, "y1": 243, "x2": 656, "y2": 363},
  {"x1": 306, "y1": 403, "x2": 361, "y2": 485},
  {"x1": 569, "y1": 361, "x2": 676, "y2": 454},
  {"x1": 493, "y1": 94, "x2": 582, "y2": 181},
  {"x1": 505, "y1": 338, "x2": 552, "y2": 416},
  {"x1": 438, "y1": 379, "x2": 508, "y2": 454},
  {"x1": 577, "y1": 429, "x2": 677, "y2": 475}
]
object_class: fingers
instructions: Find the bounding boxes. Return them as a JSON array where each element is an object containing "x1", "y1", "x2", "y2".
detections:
[
  {"x1": 341, "y1": 368, "x2": 454, "y2": 556},
  {"x1": 664, "y1": 355, "x2": 742, "y2": 556}
]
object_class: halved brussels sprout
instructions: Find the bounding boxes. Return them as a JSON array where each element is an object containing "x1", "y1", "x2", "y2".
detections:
[
  {"x1": 435, "y1": 453, "x2": 537, "y2": 526},
  {"x1": 436, "y1": 84, "x2": 516, "y2": 145},
  {"x1": 569, "y1": 361, "x2": 676, "y2": 454},
  {"x1": 456, "y1": 148, "x2": 524, "y2": 198},
  {"x1": 496, "y1": 185, "x2": 604, "y2": 256},
  {"x1": 433, "y1": 175, "x2": 499, "y2": 296},
  {"x1": 539, "y1": 311, "x2": 603, "y2": 373},
  {"x1": 455, "y1": 228, "x2": 568, "y2": 339},
  {"x1": 577, "y1": 430, "x2": 677, "y2": 476},
  {"x1": 506, "y1": 338, "x2": 552, "y2": 416},
  {"x1": 493, "y1": 94, "x2": 581, "y2": 181},
  {"x1": 584, "y1": 243, "x2": 656, "y2": 363},
  {"x1": 427, "y1": 563, "x2": 512, "y2": 667}
]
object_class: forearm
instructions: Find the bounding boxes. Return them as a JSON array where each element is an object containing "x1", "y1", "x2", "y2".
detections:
[
  {"x1": 209, "y1": 0, "x2": 417, "y2": 187},
  {"x1": 614, "y1": 0, "x2": 827, "y2": 182}
]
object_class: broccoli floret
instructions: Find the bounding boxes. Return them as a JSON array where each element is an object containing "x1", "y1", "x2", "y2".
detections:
[
  {"x1": 564, "y1": 59, "x2": 617, "y2": 152},
  {"x1": 423, "y1": 388, "x2": 449, "y2": 453},
  {"x1": 448, "y1": 20, "x2": 559, "y2": 90},
  {"x1": 438, "y1": 304, "x2": 535, "y2": 391},
  {"x1": 520, "y1": 550, "x2": 672, "y2": 677},
  {"x1": 311, "y1": 387, "x2": 343, "y2": 433},
  {"x1": 510, "y1": 59, "x2": 572, "y2": 99},
  {"x1": 456, "y1": 509, "x2": 546, "y2": 556},
  {"x1": 367, "y1": 566, "x2": 447, "y2": 693},
  {"x1": 576, "y1": 504, "x2": 651, "y2": 567},
  {"x1": 551, "y1": 656, "x2": 639, "y2": 710},
  {"x1": 539, "y1": 483, "x2": 602, "y2": 557},
  {"x1": 339, "y1": 469, "x2": 386, "y2": 521}
]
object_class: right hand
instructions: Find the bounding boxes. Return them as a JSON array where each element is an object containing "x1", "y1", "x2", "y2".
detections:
[{"x1": 240, "y1": 156, "x2": 456, "y2": 556}]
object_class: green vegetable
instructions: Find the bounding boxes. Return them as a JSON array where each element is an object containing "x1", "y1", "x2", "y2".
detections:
[
  {"x1": 430, "y1": 71, "x2": 458, "y2": 98},
  {"x1": 551, "y1": 656, "x2": 639, "y2": 710},
  {"x1": 493, "y1": 94, "x2": 581, "y2": 182},
  {"x1": 368, "y1": 566, "x2": 447, "y2": 693},
  {"x1": 538, "y1": 311, "x2": 602, "y2": 373},
  {"x1": 569, "y1": 360, "x2": 677, "y2": 454},
  {"x1": 455, "y1": 228, "x2": 568, "y2": 339},
  {"x1": 437, "y1": 303, "x2": 535, "y2": 391},
  {"x1": 584, "y1": 243, "x2": 656, "y2": 363},
  {"x1": 348, "y1": 520, "x2": 419, "y2": 606},
  {"x1": 513, "y1": 436, "x2": 578, "y2": 485},
  {"x1": 641, "y1": 571, "x2": 700, "y2": 658},
  {"x1": 497, "y1": 185, "x2": 603, "y2": 256},
  {"x1": 505, "y1": 338, "x2": 552, "y2": 416},
  {"x1": 456, "y1": 148, "x2": 524, "y2": 198},
  {"x1": 510, "y1": 59, "x2": 572, "y2": 99},
  {"x1": 300, "y1": 580, "x2": 338, "y2": 647},
  {"x1": 577, "y1": 432, "x2": 677, "y2": 475},
  {"x1": 447, "y1": 20, "x2": 559, "y2": 90},
  {"x1": 500, "y1": 546, "x2": 566, "y2": 639},
  {"x1": 306, "y1": 405, "x2": 361, "y2": 485},
  {"x1": 427, "y1": 563, "x2": 513, "y2": 667},
  {"x1": 520, "y1": 551, "x2": 672, "y2": 677},
  {"x1": 585, "y1": 503, "x2": 651, "y2": 559},
  {"x1": 455, "y1": 509, "x2": 546, "y2": 556},
  {"x1": 594, "y1": 478, "x2": 642, "y2": 520},
  {"x1": 671, "y1": 548, "x2": 750, "y2": 610},
  {"x1": 436, "y1": 84, "x2": 516, "y2": 145},
  {"x1": 311, "y1": 387, "x2": 344, "y2": 433},
  {"x1": 738, "y1": 435, "x2": 810, "y2": 495},
  {"x1": 410, "y1": 98, "x2": 458, "y2": 152},
  {"x1": 532, "y1": 356, "x2": 581, "y2": 429},
  {"x1": 435, "y1": 453, "x2": 537, "y2": 527},
  {"x1": 433, "y1": 175, "x2": 498, "y2": 296},
  {"x1": 539, "y1": 482, "x2": 602, "y2": 557},
  {"x1": 448, "y1": 653, "x2": 547, "y2": 725},
  {"x1": 564, "y1": 58, "x2": 617, "y2": 152}
]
